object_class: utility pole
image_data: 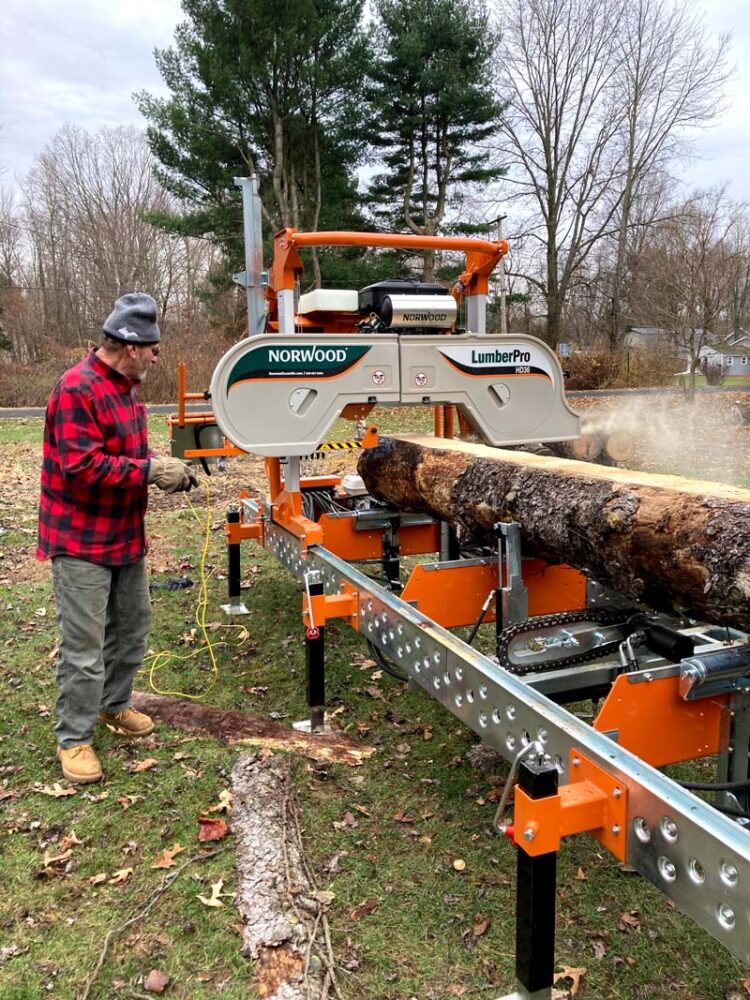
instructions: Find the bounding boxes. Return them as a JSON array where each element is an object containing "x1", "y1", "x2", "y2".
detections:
[{"x1": 497, "y1": 214, "x2": 507, "y2": 335}]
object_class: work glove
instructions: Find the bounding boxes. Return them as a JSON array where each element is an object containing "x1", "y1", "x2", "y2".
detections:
[{"x1": 148, "y1": 457, "x2": 199, "y2": 494}]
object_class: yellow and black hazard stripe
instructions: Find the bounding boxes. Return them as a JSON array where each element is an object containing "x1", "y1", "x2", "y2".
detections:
[{"x1": 304, "y1": 439, "x2": 365, "y2": 459}]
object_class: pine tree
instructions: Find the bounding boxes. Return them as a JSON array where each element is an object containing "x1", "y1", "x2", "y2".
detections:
[
  {"x1": 135, "y1": 0, "x2": 369, "y2": 287},
  {"x1": 366, "y1": 0, "x2": 504, "y2": 280}
]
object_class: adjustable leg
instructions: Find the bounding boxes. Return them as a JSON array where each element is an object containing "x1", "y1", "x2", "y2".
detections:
[
  {"x1": 383, "y1": 522, "x2": 402, "y2": 593},
  {"x1": 499, "y1": 758, "x2": 559, "y2": 1000},
  {"x1": 222, "y1": 508, "x2": 249, "y2": 615},
  {"x1": 302, "y1": 575, "x2": 326, "y2": 733}
]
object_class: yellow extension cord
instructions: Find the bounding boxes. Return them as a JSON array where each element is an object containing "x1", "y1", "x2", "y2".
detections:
[{"x1": 143, "y1": 476, "x2": 246, "y2": 701}]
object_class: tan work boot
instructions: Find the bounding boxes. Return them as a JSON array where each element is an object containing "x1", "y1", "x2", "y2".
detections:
[
  {"x1": 97, "y1": 707, "x2": 155, "y2": 738},
  {"x1": 57, "y1": 744, "x2": 103, "y2": 784}
]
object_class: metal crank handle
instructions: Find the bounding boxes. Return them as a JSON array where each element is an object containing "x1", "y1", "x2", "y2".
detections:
[{"x1": 493, "y1": 740, "x2": 543, "y2": 832}]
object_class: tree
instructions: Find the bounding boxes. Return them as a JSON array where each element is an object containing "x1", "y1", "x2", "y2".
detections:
[
  {"x1": 0, "y1": 186, "x2": 23, "y2": 355},
  {"x1": 1, "y1": 125, "x2": 217, "y2": 370},
  {"x1": 136, "y1": 0, "x2": 369, "y2": 287},
  {"x1": 366, "y1": 0, "x2": 503, "y2": 281},
  {"x1": 629, "y1": 188, "x2": 748, "y2": 398},
  {"x1": 606, "y1": 0, "x2": 729, "y2": 348},
  {"x1": 495, "y1": 0, "x2": 628, "y2": 348},
  {"x1": 494, "y1": 0, "x2": 729, "y2": 349}
]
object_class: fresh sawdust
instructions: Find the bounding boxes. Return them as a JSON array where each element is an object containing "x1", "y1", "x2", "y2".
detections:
[
  {"x1": 232, "y1": 754, "x2": 343, "y2": 1000},
  {"x1": 132, "y1": 691, "x2": 374, "y2": 767}
]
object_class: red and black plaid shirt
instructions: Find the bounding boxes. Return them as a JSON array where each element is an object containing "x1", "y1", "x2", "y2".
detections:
[{"x1": 37, "y1": 349, "x2": 152, "y2": 566}]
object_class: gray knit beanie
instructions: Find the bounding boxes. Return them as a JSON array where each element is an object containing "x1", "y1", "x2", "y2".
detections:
[{"x1": 102, "y1": 293, "x2": 161, "y2": 344}]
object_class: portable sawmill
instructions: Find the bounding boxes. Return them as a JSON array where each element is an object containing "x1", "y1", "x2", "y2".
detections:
[{"x1": 170, "y1": 176, "x2": 750, "y2": 999}]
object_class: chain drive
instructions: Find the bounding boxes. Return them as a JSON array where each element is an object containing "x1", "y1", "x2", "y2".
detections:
[{"x1": 497, "y1": 608, "x2": 636, "y2": 676}]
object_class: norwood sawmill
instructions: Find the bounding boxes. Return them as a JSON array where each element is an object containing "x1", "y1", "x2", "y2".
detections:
[{"x1": 170, "y1": 177, "x2": 750, "y2": 1000}]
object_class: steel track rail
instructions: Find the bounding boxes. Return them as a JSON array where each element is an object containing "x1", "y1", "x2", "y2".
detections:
[{"x1": 260, "y1": 512, "x2": 750, "y2": 962}]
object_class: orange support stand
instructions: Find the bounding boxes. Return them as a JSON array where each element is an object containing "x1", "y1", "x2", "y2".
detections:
[
  {"x1": 271, "y1": 489, "x2": 323, "y2": 549},
  {"x1": 400, "y1": 560, "x2": 587, "y2": 629},
  {"x1": 301, "y1": 584, "x2": 359, "y2": 632},
  {"x1": 512, "y1": 751, "x2": 629, "y2": 860},
  {"x1": 594, "y1": 672, "x2": 729, "y2": 768}
]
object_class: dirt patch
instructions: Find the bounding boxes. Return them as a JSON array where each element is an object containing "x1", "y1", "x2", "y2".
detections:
[{"x1": 0, "y1": 432, "x2": 359, "y2": 588}]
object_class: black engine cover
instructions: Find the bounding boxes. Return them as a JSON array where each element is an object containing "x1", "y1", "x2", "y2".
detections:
[{"x1": 358, "y1": 279, "x2": 449, "y2": 314}]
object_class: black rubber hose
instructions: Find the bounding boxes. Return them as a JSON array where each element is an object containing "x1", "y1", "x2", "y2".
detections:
[
  {"x1": 366, "y1": 639, "x2": 409, "y2": 682},
  {"x1": 712, "y1": 804, "x2": 750, "y2": 821},
  {"x1": 467, "y1": 590, "x2": 495, "y2": 647},
  {"x1": 680, "y1": 778, "x2": 750, "y2": 791}
]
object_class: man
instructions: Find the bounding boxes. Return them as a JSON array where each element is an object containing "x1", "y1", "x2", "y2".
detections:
[{"x1": 38, "y1": 292, "x2": 198, "y2": 784}]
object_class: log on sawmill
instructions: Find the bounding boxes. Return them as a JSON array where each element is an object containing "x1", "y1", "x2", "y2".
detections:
[{"x1": 358, "y1": 436, "x2": 750, "y2": 632}]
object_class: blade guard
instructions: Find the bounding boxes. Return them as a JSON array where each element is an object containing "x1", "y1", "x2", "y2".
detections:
[
  {"x1": 210, "y1": 332, "x2": 579, "y2": 456},
  {"x1": 210, "y1": 333, "x2": 401, "y2": 456}
]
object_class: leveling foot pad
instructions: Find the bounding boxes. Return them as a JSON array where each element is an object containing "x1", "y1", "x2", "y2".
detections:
[
  {"x1": 292, "y1": 716, "x2": 332, "y2": 735},
  {"x1": 232, "y1": 754, "x2": 330, "y2": 998},
  {"x1": 130, "y1": 691, "x2": 372, "y2": 767},
  {"x1": 220, "y1": 601, "x2": 249, "y2": 615}
]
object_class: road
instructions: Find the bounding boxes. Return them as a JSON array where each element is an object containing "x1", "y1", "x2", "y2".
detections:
[{"x1": 1, "y1": 385, "x2": 746, "y2": 419}]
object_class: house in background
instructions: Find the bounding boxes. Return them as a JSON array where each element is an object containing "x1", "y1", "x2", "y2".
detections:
[
  {"x1": 624, "y1": 326, "x2": 750, "y2": 379},
  {"x1": 623, "y1": 326, "x2": 671, "y2": 351},
  {"x1": 719, "y1": 331, "x2": 750, "y2": 377}
]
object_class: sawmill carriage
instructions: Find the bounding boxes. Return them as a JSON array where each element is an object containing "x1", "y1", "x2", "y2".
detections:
[{"x1": 170, "y1": 177, "x2": 750, "y2": 999}]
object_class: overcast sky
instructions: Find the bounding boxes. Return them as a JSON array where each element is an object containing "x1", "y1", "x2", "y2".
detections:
[{"x1": 1, "y1": 0, "x2": 748, "y2": 201}]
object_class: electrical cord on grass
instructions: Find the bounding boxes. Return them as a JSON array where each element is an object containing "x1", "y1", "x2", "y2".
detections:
[{"x1": 143, "y1": 475, "x2": 247, "y2": 701}]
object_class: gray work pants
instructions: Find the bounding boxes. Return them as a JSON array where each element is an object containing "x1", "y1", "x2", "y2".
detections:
[{"x1": 52, "y1": 556, "x2": 152, "y2": 748}]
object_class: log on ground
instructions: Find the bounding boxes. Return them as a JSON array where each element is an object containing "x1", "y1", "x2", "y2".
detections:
[{"x1": 358, "y1": 435, "x2": 750, "y2": 631}]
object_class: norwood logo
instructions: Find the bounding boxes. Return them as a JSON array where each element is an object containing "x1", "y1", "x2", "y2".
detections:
[
  {"x1": 403, "y1": 312, "x2": 448, "y2": 322},
  {"x1": 471, "y1": 348, "x2": 531, "y2": 365},
  {"x1": 227, "y1": 342, "x2": 371, "y2": 388},
  {"x1": 269, "y1": 347, "x2": 348, "y2": 364}
]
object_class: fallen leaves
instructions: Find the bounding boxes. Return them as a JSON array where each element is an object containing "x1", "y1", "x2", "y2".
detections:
[
  {"x1": 553, "y1": 965, "x2": 587, "y2": 996},
  {"x1": 109, "y1": 868, "x2": 134, "y2": 886},
  {"x1": 392, "y1": 810, "x2": 415, "y2": 824},
  {"x1": 38, "y1": 829, "x2": 84, "y2": 877},
  {"x1": 197, "y1": 878, "x2": 234, "y2": 908},
  {"x1": 59, "y1": 830, "x2": 83, "y2": 852},
  {"x1": 40, "y1": 848, "x2": 73, "y2": 876},
  {"x1": 197, "y1": 817, "x2": 230, "y2": 842},
  {"x1": 151, "y1": 844, "x2": 186, "y2": 869},
  {"x1": 332, "y1": 811, "x2": 358, "y2": 831},
  {"x1": 39, "y1": 782, "x2": 76, "y2": 798},
  {"x1": 350, "y1": 898, "x2": 380, "y2": 920},
  {"x1": 128, "y1": 758, "x2": 159, "y2": 774},
  {"x1": 618, "y1": 910, "x2": 642, "y2": 933},
  {"x1": 205, "y1": 789, "x2": 232, "y2": 814},
  {"x1": 1, "y1": 943, "x2": 26, "y2": 963},
  {"x1": 89, "y1": 873, "x2": 108, "y2": 886},
  {"x1": 117, "y1": 794, "x2": 143, "y2": 811}
]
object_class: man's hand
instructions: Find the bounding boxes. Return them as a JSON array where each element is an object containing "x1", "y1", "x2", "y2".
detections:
[{"x1": 148, "y1": 457, "x2": 199, "y2": 494}]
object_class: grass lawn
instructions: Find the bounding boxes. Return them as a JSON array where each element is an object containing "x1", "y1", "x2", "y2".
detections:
[{"x1": 1, "y1": 406, "x2": 749, "y2": 999}]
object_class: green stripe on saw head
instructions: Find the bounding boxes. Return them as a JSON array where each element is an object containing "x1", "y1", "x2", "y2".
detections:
[{"x1": 227, "y1": 344, "x2": 372, "y2": 388}]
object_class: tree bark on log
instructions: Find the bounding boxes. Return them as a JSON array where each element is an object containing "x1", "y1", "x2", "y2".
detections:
[{"x1": 358, "y1": 435, "x2": 750, "y2": 632}]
